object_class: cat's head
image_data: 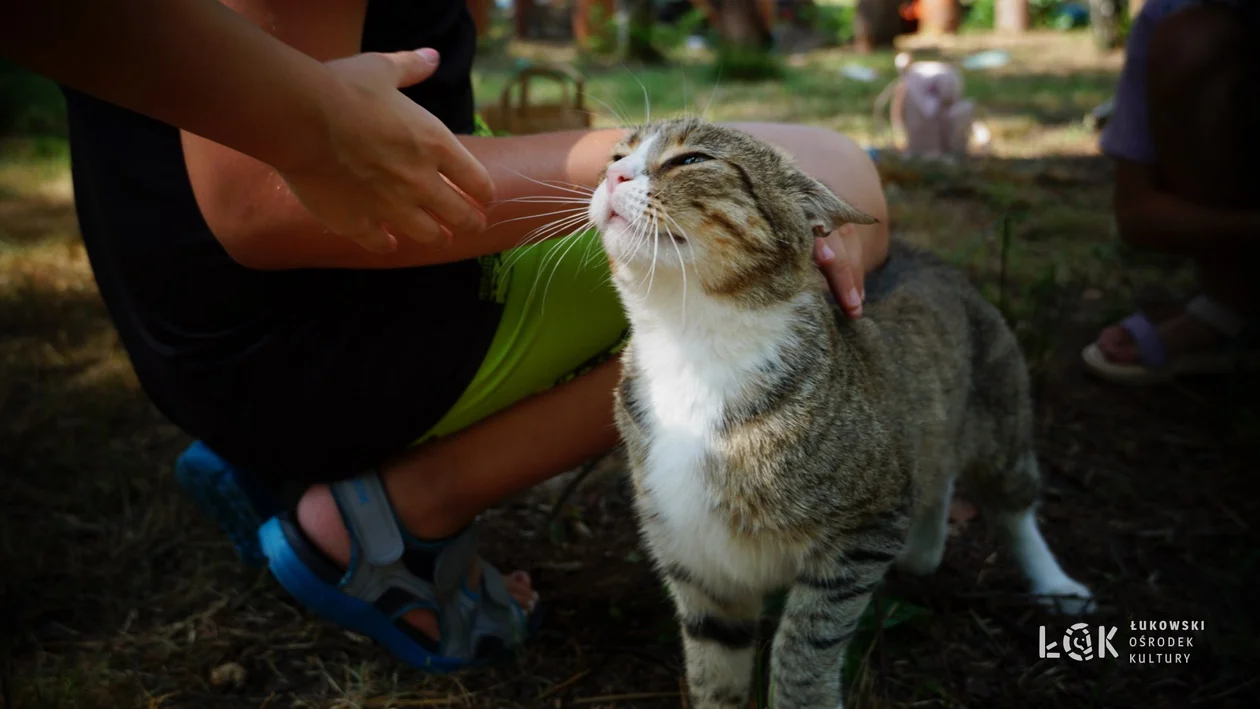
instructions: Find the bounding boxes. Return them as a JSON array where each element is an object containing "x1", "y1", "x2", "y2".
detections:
[{"x1": 589, "y1": 118, "x2": 875, "y2": 306}]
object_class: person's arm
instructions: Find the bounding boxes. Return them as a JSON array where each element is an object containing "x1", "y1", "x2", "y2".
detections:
[
  {"x1": 177, "y1": 0, "x2": 888, "y2": 308},
  {"x1": 0, "y1": 0, "x2": 493, "y2": 252},
  {"x1": 1114, "y1": 159, "x2": 1260, "y2": 254}
]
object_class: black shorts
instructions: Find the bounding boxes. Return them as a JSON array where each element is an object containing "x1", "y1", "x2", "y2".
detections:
[{"x1": 63, "y1": 0, "x2": 505, "y2": 486}]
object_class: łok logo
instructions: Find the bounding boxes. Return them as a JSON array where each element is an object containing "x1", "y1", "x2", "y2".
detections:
[{"x1": 1040, "y1": 623, "x2": 1118, "y2": 661}]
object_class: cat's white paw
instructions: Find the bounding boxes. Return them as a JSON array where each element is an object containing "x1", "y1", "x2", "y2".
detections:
[
  {"x1": 1033, "y1": 577, "x2": 1096, "y2": 615},
  {"x1": 895, "y1": 545, "x2": 944, "y2": 576}
]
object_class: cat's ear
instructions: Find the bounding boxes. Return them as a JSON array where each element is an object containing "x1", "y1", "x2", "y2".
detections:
[{"x1": 796, "y1": 175, "x2": 878, "y2": 235}]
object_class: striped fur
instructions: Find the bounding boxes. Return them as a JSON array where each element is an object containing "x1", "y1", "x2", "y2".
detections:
[{"x1": 589, "y1": 119, "x2": 1094, "y2": 708}]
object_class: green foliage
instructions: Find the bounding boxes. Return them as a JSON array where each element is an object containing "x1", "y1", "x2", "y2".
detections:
[
  {"x1": 579, "y1": 3, "x2": 622, "y2": 58},
  {"x1": 800, "y1": 2, "x2": 857, "y2": 44},
  {"x1": 962, "y1": 0, "x2": 1082, "y2": 31},
  {"x1": 651, "y1": 8, "x2": 709, "y2": 56},
  {"x1": 0, "y1": 60, "x2": 67, "y2": 139},
  {"x1": 710, "y1": 44, "x2": 785, "y2": 82},
  {"x1": 961, "y1": 0, "x2": 997, "y2": 30}
]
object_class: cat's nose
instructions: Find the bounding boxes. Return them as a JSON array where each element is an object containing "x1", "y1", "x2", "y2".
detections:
[{"x1": 606, "y1": 164, "x2": 632, "y2": 193}]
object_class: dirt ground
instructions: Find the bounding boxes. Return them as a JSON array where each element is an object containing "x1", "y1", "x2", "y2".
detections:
[{"x1": 2, "y1": 31, "x2": 1258, "y2": 709}]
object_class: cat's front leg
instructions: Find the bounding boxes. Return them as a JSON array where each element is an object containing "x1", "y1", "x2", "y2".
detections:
[
  {"x1": 772, "y1": 547, "x2": 899, "y2": 708},
  {"x1": 662, "y1": 567, "x2": 763, "y2": 709}
]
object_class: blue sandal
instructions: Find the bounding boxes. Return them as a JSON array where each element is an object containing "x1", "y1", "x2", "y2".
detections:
[
  {"x1": 175, "y1": 441, "x2": 280, "y2": 566},
  {"x1": 257, "y1": 472, "x2": 539, "y2": 672}
]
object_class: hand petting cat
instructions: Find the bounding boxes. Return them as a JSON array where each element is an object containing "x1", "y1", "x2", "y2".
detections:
[{"x1": 814, "y1": 223, "x2": 866, "y2": 318}]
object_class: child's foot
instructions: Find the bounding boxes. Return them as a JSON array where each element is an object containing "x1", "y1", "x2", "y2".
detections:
[
  {"x1": 1095, "y1": 309, "x2": 1226, "y2": 364},
  {"x1": 295, "y1": 483, "x2": 538, "y2": 644},
  {"x1": 258, "y1": 471, "x2": 540, "y2": 671},
  {"x1": 1082, "y1": 295, "x2": 1258, "y2": 385}
]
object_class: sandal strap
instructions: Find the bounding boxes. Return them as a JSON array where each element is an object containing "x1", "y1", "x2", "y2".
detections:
[
  {"x1": 1185, "y1": 295, "x2": 1246, "y2": 339},
  {"x1": 1120, "y1": 312, "x2": 1168, "y2": 369},
  {"x1": 333, "y1": 474, "x2": 405, "y2": 566},
  {"x1": 327, "y1": 472, "x2": 525, "y2": 662}
]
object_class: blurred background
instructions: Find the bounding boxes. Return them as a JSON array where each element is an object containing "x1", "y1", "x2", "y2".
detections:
[{"x1": 3, "y1": 1, "x2": 1257, "y2": 708}]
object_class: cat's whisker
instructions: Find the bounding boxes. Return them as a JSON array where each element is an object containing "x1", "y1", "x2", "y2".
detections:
[
  {"x1": 581, "y1": 227, "x2": 605, "y2": 270},
  {"x1": 626, "y1": 210, "x2": 651, "y2": 266},
  {"x1": 522, "y1": 227, "x2": 586, "y2": 312},
  {"x1": 489, "y1": 164, "x2": 597, "y2": 199},
  {"x1": 538, "y1": 220, "x2": 595, "y2": 311},
  {"x1": 661, "y1": 217, "x2": 688, "y2": 327},
  {"x1": 514, "y1": 210, "x2": 591, "y2": 249},
  {"x1": 491, "y1": 206, "x2": 590, "y2": 229},
  {"x1": 583, "y1": 90, "x2": 635, "y2": 129},
  {"x1": 502, "y1": 212, "x2": 593, "y2": 272},
  {"x1": 660, "y1": 211, "x2": 694, "y2": 246},
  {"x1": 492, "y1": 197, "x2": 592, "y2": 205},
  {"x1": 702, "y1": 63, "x2": 724, "y2": 121},
  {"x1": 634, "y1": 209, "x2": 660, "y2": 292},
  {"x1": 646, "y1": 212, "x2": 661, "y2": 300},
  {"x1": 621, "y1": 64, "x2": 651, "y2": 125}
]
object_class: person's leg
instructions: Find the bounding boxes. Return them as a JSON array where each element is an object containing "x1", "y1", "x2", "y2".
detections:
[
  {"x1": 289, "y1": 121, "x2": 888, "y2": 644},
  {"x1": 1097, "y1": 3, "x2": 1260, "y2": 365}
]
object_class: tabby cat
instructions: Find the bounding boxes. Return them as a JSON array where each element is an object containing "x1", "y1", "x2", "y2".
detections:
[{"x1": 587, "y1": 118, "x2": 1094, "y2": 709}]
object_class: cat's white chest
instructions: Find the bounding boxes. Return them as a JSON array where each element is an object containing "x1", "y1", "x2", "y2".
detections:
[{"x1": 631, "y1": 314, "x2": 800, "y2": 591}]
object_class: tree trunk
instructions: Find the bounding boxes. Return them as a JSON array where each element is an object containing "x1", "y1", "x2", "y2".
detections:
[
  {"x1": 573, "y1": 0, "x2": 616, "y2": 47},
  {"x1": 715, "y1": 0, "x2": 773, "y2": 50},
  {"x1": 467, "y1": 0, "x2": 492, "y2": 37},
  {"x1": 1090, "y1": 0, "x2": 1124, "y2": 49},
  {"x1": 854, "y1": 0, "x2": 903, "y2": 52},
  {"x1": 514, "y1": 0, "x2": 533, "y2": 38},
  {"x1": 995, "y1": 0, "x2": 1029, "y2": 32}
]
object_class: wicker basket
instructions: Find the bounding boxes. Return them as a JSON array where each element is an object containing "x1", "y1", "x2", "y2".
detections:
[{"x1": 479, "y1": 63, "x2": 591, "y2": 136}]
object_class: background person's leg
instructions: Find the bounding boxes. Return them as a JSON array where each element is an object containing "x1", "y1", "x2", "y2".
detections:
[
  {"x1": 1097, "y1": 3, "x2": 1260, "y2": 367},
  {"x1": 1147, "y1": 2, "x2": 1260, "y2": 311}
]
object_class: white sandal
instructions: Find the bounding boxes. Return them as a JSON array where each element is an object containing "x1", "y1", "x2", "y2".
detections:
[{"x1": 1081, "y1": 295, "x2": 1260, "y2": 385}]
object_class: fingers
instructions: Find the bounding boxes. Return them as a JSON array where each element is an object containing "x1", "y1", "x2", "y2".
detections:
[
  {"x1": 352, "y1": 223, "x2": 399, "y2": 254},
  {"x1": 381, "y1": 203, "x2": 445, "y2": 246},
  {"x1": 378, "y1": 48, "x2": 441, "y2": 89},
  {"x1": 815, "y1": 235, "x2": 863, "y2": 318},
  {"x1": 413, "y1": 171, "x2": 487, "y2": 234},
  {"x1": 435, "y1": 138, "x2": 496, "y2": 208}
]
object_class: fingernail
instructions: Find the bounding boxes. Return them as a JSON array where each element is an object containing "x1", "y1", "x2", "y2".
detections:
[
  {"x1": 847, "y1": 287, "x2": 860, "y2": 309},
  {"x1": 820, "y1": 243, "x2": 835, "y2": 261},
  {"x1": 417, "y1": 48, "x2": 439, "y2": 63}
]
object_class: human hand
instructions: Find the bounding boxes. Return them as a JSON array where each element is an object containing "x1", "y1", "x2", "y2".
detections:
[
  {"x1": 814, "y1": 223, "x2": 865, "y2": 318},
  {"x1": 278, "y1": 48, "x2": 495, "y2": 254}
]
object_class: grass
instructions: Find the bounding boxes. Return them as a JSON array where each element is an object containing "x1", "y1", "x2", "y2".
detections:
[{"x1": 3, "y1": 29, "x2": 1260, "y2": 709}]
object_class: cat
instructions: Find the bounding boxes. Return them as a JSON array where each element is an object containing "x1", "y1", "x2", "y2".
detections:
[{"x1": 586, "y1": 118, "x2": 1094, "y2": 709}]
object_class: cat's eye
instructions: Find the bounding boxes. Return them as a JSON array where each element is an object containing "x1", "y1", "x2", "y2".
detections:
[
  {"x1": 664, "y1": 152, "x2": 713, "y2": 170},
  {"x1": 610, "y1": 153, "x2": 629, "y2": 163}
]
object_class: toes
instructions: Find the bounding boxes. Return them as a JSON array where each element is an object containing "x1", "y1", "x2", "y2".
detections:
[
  {"x1": 504, "y1": 571, "x2": 537, "y2": 612},
  {"x1": 1098, "y1": 325, "x2": 1137, "y2": 362}
]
